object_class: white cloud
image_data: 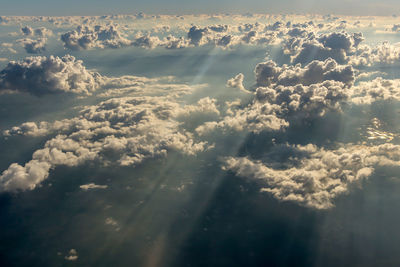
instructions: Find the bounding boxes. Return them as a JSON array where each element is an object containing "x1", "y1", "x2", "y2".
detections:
[
  {"x1": 0, "y1": 55, "x2": 101, "y2": 96},
  {"x1": 255, "y1": 58, "x2": 355, "y2": 87},
  {"x1": 0, "y1": 80, "x2": 215, "y2": 192},
  {"x1": 80, "y1": 183, "x2": 108, "y2": 190},
  {"x1": 226, "y1": 73, "x2": 251, "y2": 93},
  {"x1": 65, "y1": 249, "x2": 78, "y2": 261},
  {"x1": 349, "y1": 42, "x2": 400, "y2": 66},
  {"x1": 197, "y1": 79, "x2": 349, "y2": 135},
  {"x1": 61, "y1": 25, "x2": 131, "y2": 50},
  {"x1": 223, "y1": 143, "x2": 400, "y2": 209},
  {"x1": 350, "y1": 77, "x2": 400, "y2": 104},
  {"x1": 0, "y1": 160, "x2": 51, "y2": 192}
]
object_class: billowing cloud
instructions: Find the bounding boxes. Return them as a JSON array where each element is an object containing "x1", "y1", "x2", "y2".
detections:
[
  {"x1": 226, "y1": 73, "x2": 250, "y2": 93},
  {"x1": 0, "y1": 74, "x2": 217, "y2": 192},
  {"x1": 350, "y1": 77, "x2": 400, "y2": 104},
  {"x1": 61, "y1": 25, "x2": 131, "y2": 50},
  {"x1": 131, "y1": 33, "x2": 161, "y2": 49},
  {"x1": 0, "y1": 55, "x2": 101, "y2": 96},
  {"x1": 255, "y1": 58, "x2": 355, "y2": 87},
  {"x1": 198, "y1": 58, "x2": 350, "y2": 135},
  {"x1": 288, "y1": 32, "x2": 363, "y2": 64},
  {"x1": 21, "y1": 26, "x2": 52, "y2": 37},
  {"x1": 223, "y1": 143, "x2": 400, "y2": 209},
  {"x1": 349, "y1": 42, "x2": 400, "y2": 66}
]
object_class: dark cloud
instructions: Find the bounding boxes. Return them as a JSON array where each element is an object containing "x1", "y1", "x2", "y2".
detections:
[
  {"x1": 18, "y1": 38, "x2": 47, "y2": 54},
  {"x1": 290, "y1": 32, "x2": 364, "y2": 64},
  {"x1": 187, "y1": 26, "x2": 209, "y2": 46}
]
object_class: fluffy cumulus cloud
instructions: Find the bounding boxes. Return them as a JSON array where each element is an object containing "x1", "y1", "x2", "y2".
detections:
[
  {"x1": 350, "y1": 77, "x2": 400, "y2": 104},
  {"x1": 226, "y1": 73, "x2": 249, "y2": 93},
  {"x1": 184, "y1": 24, "x2": 281, "y2": 48},
  {"x1": 349, "y1": 42, "x2": 400, "y2": 66},
  {"x1": 61, "y1": 25, "x2": 131, "y2": 50},
  {"x1": 0, "y1": 55, "x2": 101, "y2": 96},
  {"x1": 223, "y1": 143, "x2": 400, "y2": 209},
  {"x1": 0, "y1": 77, "x2": 217, "y2": 192},
  {"x1": 254, "y1": 58, "x2": 355, "y2": 87},
  {"x1": 51, "y1": 17, "x2": 370, "y2": 53},
  {"x1": 254, "y1": 80, "x2": 349, "y2": 119},
  {"x1": 286, "y1": 32, "x2": 364, "y2": 64},
  {"x1": 0, "y1": 160, "x2": 52, "y2": 192},
  {"x1": 197, "y1": 58, "x2": 351, "y2": 135}
]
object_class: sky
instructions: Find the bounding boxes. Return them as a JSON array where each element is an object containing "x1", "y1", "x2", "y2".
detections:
[
  {"x1": 1, "y1": 0, "x2": 400, "y2": 16},
  {"x1": 1, "y1": 5, "x2": 400, "y2": 267}
]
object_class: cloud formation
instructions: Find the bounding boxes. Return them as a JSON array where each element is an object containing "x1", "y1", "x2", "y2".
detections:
[
  {"x1": 0, "y1": 77, "x2": 216, "y2": 192},
  {"x1": 0, "y1": 55, "x2": 101, "y2": 96},
  {"x1": 21, "y1": 26, "x2": 52, "y2": 37},
  {"x1": 197, "y1": 58, "x2": 351, "y2": 135},
  {"x1": 80, "y1": 183, "x2": 108, "y2": 190},
  {"x1": 224, "y1": 143, "x2": 400, "y2": 209},
  {"x1": 18, "y1": 38, "x2": 47, "y2": 54},
  {"x1": 255, "y1": 58, "x2": 355, "y2": 87},
  {"x1": 61, "y1": 25, "x2": 131, "y2": 50}
]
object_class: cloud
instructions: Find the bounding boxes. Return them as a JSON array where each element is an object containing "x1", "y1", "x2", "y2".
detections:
[
  {"x1": 223, "y1": 143, "x2": 400, "y2": 209},
  {"x1": 195, "y1": 104, "x2": 289, "y2": 135},
  {"x1": 131, "y1": 33, "x2": 161, "y2": 49},
  {"x1": 18, "y1": 38, "x2": 47, "y2": 54},
  {"x1": 209, "y1": 24, "x2": 229, "y2": 32},
  {"x1": 197, "y1": 58, "x2": 350, "y2": 135},
  {"x1": 0, "y1": 55, "x2": 101, "y2": 96},
  {"x1": 288, "y1": 32, "x2": 363, "y2": 64},
  {"x1": 162, "y1": 35, "x2": 188, "y2": 49},
  {"x1": 21, "y1": 26, "x2": 52, "y2": 37},
  {"x1": 1, "y1": 42, "x2": 17, "y2": 54},
  {"x1": 226, "y1": 73, "x2": 250, "y2": 93},
  {"x1": 255, "y1": 58, "x2": 355, "y2": 87},
  {"x1": 65, "y1": 249, "x2": 78, "y2": 261},
  {"x1": 0, "y1": 160, "x2": 51, "y2": 192},
  {"x1": 0, "y1": 79, "x2": 215, "y2": 192},
  {"x1": 187, "y1": 26, "x2": 209, "y2": 46},
  {"x1": 350, "y1": 77, "x2": 400, "y2": 104},
  {"x1": 254, "y1": 80, "x2": 349, "y2": 119},
  {"x1": 21, "y1": 26, "x2": 33, "y2": 36},
  {"x1": 61, "y1": 25, "x2": 131, "y2": 50},
  {"x1": 349, "y1": 42, "x2": 400, "y2": 66},
  {"x1": 80, "y1": 183, "x2": 108, "y2": 190},
  {"x1": 105, "y1": 217, "x2": 120, "y2": 231},
  {"x1": 180, "y1": 97, "x2": 220, "y2": 116}
]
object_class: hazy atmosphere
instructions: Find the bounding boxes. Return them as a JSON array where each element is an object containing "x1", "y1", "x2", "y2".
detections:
[{"x1": 1, "y1": 1, "x2": 400, "y2": 266}]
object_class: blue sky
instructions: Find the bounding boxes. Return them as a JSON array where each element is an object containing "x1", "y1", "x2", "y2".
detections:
[{"x1": 1, "y1": 0, "x2": 400, "y2": 16}]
